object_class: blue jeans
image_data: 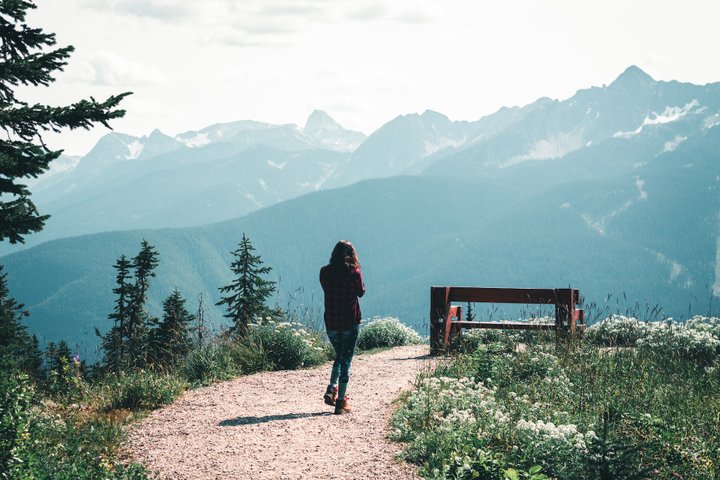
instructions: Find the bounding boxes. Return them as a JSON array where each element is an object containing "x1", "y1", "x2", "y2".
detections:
[{"x1": 327, "y1": 324, "x2": 360, "y2": 386}]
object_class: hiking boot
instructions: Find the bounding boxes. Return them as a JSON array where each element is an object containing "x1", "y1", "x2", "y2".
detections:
[
  {"x1": 323, "y1": 385, "x2": 338, "y2": 406},
  {"x1": 334, "y1": 396, "x2": 352, "y2": 414}
]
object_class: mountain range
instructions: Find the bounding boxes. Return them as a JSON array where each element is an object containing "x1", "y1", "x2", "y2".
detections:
[{"x1": 2, "y1": 65, "x2": 719, "y2": 358}]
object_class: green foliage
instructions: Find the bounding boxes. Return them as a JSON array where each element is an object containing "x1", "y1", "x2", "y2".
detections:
[
  {"x1": 44, "y1": 340, "x2": 88, "y2": 400},
  {"x1": 98, "y1": 241, "x2": 161, "y2": 372},
  {"x1": 0, "y1": 265, "x2": 42, "y2": 378},
  {"x1": 180, "y1": 341, "x2": 242, "y2": 386},
  {"x1": 357, "y1": 317, "x2": 424, "y2": 351},
  {"x1": 392, "y1": 316, "x2": 720, "y2": 479},
  {"x1": 149, "y1": 289, "x2": 195, "y2": 368},
  {"x1": 93, "y1": 370, "x2": 186, "y2": 412},
  {"x1": 246, "y1": 318, "x2": 330, "y2": 370},
  {"x1": 23, "y1": 406, "x2": 148, "y2": 479},
  {"x1": 217, "y1": 233, "x2": 277, "y2": 337},
  {"x1": 0, "y1": 0, "x2": 129, "y2": 244},
  {"x1": 586, "y1": 315, "x2": 720, "y2": 364},
  {"x1": 0, "y1": 373, "x2": 34, "y2": 479}
]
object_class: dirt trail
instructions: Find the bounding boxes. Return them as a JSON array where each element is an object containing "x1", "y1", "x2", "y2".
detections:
[{"x1": 128, "y1": 345, "x2": 434, "y2": 479}]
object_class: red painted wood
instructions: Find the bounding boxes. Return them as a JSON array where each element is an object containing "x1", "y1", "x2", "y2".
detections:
[
  {"x1": 458, "y1": 321, "x2": 556, "y2": 330},
  {"x1": 430, "y1": 286, "x2": 581, "y2": 352}
]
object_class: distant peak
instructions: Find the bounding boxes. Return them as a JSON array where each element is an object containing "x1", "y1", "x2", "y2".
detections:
[
  {"x1": 148, "y1": 128, "x2": 168, "y2": 139},
  {"x1": 612, "y1": 65, "x2": 655, "y2": 86},
  {"x1": 304, "y1": 109, "x2": 342, "y2": 134},
  {"x1": 421, "y1": 110, "x2": 449, "y2": 121}
]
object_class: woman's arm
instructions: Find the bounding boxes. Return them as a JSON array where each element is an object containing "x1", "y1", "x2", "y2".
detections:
[{"x1": 354, "y1": 268, "x2": 366, "y2": 298}]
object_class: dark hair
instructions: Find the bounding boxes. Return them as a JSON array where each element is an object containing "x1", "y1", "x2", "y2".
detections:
[{"x1": 329, "y1": 240, "x2": 360, "y2": 271}]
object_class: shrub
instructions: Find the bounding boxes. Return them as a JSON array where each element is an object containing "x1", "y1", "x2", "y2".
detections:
[
  {"x1": 392, "y1": 317, "x2": 720, "y2": 479},
  {"x1": 93, "y1": 371, "x2": 186, "y2": 412},
  {"x1": 246, "y1": 320, "x2": 330, "y2": 370},
  {"x1": 181, "y1": 341, "x2": 242, "y2": 386},
  {"x1": 585, "y1": 315, "x2": 649, "y2": 347},
  {"x1": 0, "y1": 373, "x2": 34, "y2": 479},
  {"x1": 451, "y1": 329, "x2": 524, "y2": 354},
  {"x1": 23, "y1": 406, "x2": 149, "y2": 479},
  {"x1": 637, "y1": 321, "x2": 720, "y2": 364},
  {"x1": 357, "y1": 317, "x2": 423, "y2": 351}
]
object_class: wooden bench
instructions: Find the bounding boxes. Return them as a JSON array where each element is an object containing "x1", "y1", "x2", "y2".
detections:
[{"x1": 429, "y1": 287, "x2": 584, "y2": 353}]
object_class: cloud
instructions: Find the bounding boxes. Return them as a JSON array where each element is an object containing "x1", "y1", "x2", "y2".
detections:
[
  {"x1": 80, "y1": 0, "x2": 193, "y2": 20},
  {"x1": 344, "y1": 1, "x2": 443, "y2": 24},
  {"x1": 391, "y1": 3, "x2": 444, "y2": 24},
  {"x1": 67, "y1": 51, "x2": 169, "y2": 86}
]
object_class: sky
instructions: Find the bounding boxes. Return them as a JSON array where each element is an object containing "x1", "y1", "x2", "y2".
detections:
[{"x1": 20, "y1": 0, "x2": 720, "y2": 156}]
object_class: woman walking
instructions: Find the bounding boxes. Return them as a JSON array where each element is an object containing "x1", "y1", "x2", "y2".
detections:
[{"x1": 320, "y1": 240, "x2": 365, "y2": 414}]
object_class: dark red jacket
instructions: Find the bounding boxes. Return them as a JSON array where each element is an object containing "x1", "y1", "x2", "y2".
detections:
[{"x1": 319, "y1": 265, "x2": 365, "y2": 331}]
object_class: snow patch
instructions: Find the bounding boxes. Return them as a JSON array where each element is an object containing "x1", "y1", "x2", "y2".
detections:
[
  {"x1": 259, "y1": 178, "x2": 268, "y2": 192},
  {"x1": 613, "y1": 100, "x2": 700, "y2": 138},
  {"x1": 423, "y1": 137, "x2": 464, "y2": 157},
  {"x1": 635, "y1": 177, "x2": 648, "y2": 200},
  {"x1": 177, "y1": 132, "x2": 210, "y2": 148},
  {"x1": 654, "y1": 251, "x2": 693, "y2": 287},
  {"x1": 125, "y1": 140, "x2": 144, "y2": 160},
  {"x1": 239, "y1": 189, "x2": 262, "y2": 208},
  {"x1": 298, "y1": 164, "x2": 336, "y2": 191},
  {"x1": 504, "y1": 130, "x2": 583, "y2": 167},
  {"x1": 663, "y1": 135, "x2": 687, "y2": 152},
  {"x1": 267, "y1": 160, "x2": 287, "y2": 169},
  {"x1": 582, "y1": 214, "x2": 605, "y2": 236},
  {"x1": 581, "y1": 195, "x2": 637, "y2": 237},
  {"x1": 561, "y1": 202, "x2": 571, "y2": 209},
  {"x1": 704, "y1": 113, "x2": 720, "y2": 130}
]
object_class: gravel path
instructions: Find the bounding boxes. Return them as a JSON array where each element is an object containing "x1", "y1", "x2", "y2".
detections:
[{"x1": 128, "y1": 345, "x2": 435, "y2": 479}]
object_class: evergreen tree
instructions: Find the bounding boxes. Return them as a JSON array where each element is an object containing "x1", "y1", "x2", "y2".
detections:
[
  {"x1": 217, "y1": 234, "x2": 276, "y2": 337},
  {"x1": 195, "y1": 292, "x2": 207, "y2": 346},
  {"x1": 0, "y1": 0, "x2": 130, "y2": 244},
  {"x1": 98, "y1": 255, "x2": 132, "y2": 372},
  {"x1": 0, "y1": 265, "x2": 40, "y2": 376},
  {"x1": 99, "y1": 241, "x2": 159, "y2": 371},
  {"x1": 44, "y1": 339, "x2": 72, "y2": 395},
  {"x1": 125, "y1": 240, "x2": 159, "y2": 369},
  {"x1": 149, "y1": 289, "x2": 195, "y2": 368},
  {"x1": 466, "y1": 302, "x2": 475, "y2": 322}
]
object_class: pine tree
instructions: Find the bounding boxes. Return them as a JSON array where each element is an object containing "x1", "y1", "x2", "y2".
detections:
[
  {"x1": 0, "y1": 0, "x2": 130, "y2": 244},
  {"x1": 99, "y1": 241, "x2": 159, "y2": 371},
  {"x1": 149, "y1": 289, "x2": 195, "y2": 368},
  {"x1": 44, "y1": 339, "x2": 72, "y2": 395},
  {"x1": 0, "y1": 265, "x2": 41, "y2": 376},
  {"x1": 217, "y1": 234, "x2": 276, "y2": 337},
  {"x1": 195, "y1": 292, "x2": 207, "y2": 346},
  {"x1": 125, "y1": 240, "x2": 159, "y2": 368},
  {"x1": 98, "y1": 255, "x2": 132, "y2": 372},
  {"x1": 466, "y1": 302, "x2": 475, "y2": 322}
]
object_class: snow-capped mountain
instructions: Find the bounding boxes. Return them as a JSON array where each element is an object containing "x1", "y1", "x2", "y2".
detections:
[
  {"x1": 9, "y1": 66, "x2": 720, "y2": 259},
  {"x1": 423, "y1": 65, "x2": 720, "y2": 176},
  {"x1": 4, "y1": 66, "x2": 720, "y2": 352},
  {"x1": 303, "y1": 109, "x2": 367, "y2": 152}
]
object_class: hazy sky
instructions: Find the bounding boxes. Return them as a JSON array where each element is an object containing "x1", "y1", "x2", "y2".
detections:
[{"x1": 22, "y1": 0, "x2": 720, "y2": 155}]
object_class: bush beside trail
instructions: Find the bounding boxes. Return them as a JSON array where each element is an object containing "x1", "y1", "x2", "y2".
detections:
[
  {"x1": 392, "y1": 315, "x2": 720, "y2": 479},
  {"x1": 358, "y1": 317, "x2": 425, "y2": 351}
]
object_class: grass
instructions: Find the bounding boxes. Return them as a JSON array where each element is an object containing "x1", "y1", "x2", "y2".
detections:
[
  {"x1": 1, "y1": 315, "x2": 424, "y2": 479},
  {"x1": 391, "y1": 315, "x2": 720, "y2": 479}
]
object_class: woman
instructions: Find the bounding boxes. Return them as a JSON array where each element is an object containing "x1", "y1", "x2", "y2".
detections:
[{"x1": 319, "y1": 240, "x2": 365, "y2": 414}]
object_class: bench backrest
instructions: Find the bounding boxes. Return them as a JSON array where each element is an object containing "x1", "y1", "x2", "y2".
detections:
[{"x1": 429, "y1": 286, "x2": 583, "y2": 353}]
